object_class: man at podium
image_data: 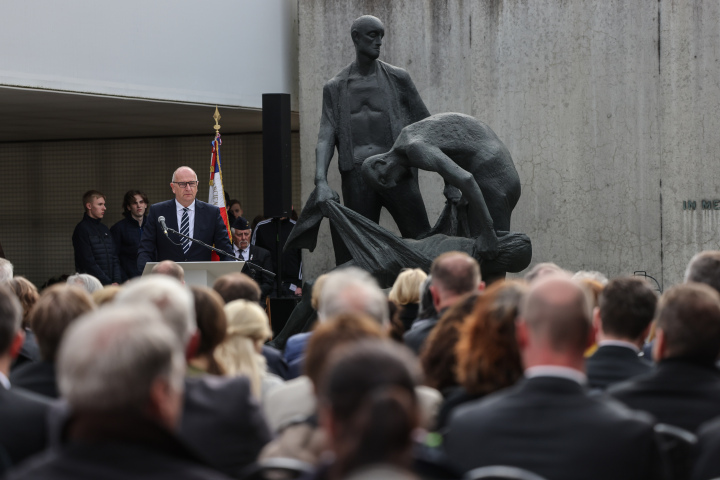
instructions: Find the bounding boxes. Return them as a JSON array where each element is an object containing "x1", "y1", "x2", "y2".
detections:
[{"x1": 137, "y1": 166, "x2": 234, "y2": 273}]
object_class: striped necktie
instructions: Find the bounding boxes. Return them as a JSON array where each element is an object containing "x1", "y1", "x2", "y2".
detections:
[{"x1": 180, "y1": 207, "x2": 190, "y2": 254}]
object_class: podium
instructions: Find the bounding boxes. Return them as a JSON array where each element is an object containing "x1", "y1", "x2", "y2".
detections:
[{"x1": 142, "y1": 261, "x2": 245, "y2": 287}]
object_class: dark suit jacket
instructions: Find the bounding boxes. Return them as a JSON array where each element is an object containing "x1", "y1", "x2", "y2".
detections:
[
  {"x1": 586, "y1": 344, "x2": 653, "y2": 390},
  {"x1": 608, "y1": 358, "x2": 720, "y2": 432},
  {"x1": 444, "y1": 376, "x2": 662, "y2": 480},
  {"x1": 137, "y1": 199, "x2": 234, "y2": 273},
  {"x1": 9, "y1": 361, "x2": 58, "y2": 399},
  {"x1": 242, "y1": 245, "x2": 274, "y2": 300},
  {"x1": 403, "y1": 309, "x2": 445, "y2": 355},
  {"x1": 693, "y1": 415, "x2": 720, "y2": 480},
  {"x1": 179, "y1": 375, "x2": 272, "y2": 478},
  {"x1": 0, "y1": 386, "x2": 51, "y2": 469}
]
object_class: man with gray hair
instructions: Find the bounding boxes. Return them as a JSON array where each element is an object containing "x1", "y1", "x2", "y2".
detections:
[
  {"x1": 0, "y1": 258, "x2": 13, "y2": 283},
  {"x1": 8, "y1": 305, "x2": 232, "y2": 480},
  {"x1": 66, "y1": 273, "x2": 103, "y2": 294},
  {"x1": 685, "y1": 250, "x2": 720, "y2": 294},
  {"x1": 0, "y1": 286, "x2": 51, "y2": 468},
  {"x1": 114, "y1": 275, "x2": 271, "y2": 477},
  {"x1": 404, "y1": 251, "x2": 483, "y2": 354}
]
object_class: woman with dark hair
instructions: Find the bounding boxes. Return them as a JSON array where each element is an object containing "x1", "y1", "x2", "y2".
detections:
[
  {"x1": 6, "y1": 277, "x2": 41, "y2": 371},
  {"x1": 188, "y1": 286, "x2": 227, "y2": 376},
  {"x1": 110, "y1": 189, "x2": 149, "y2": 280},
  {"x1": 315, "y1": 340, "x2": 420, "y2": 480},
  {"x1": 434, "y1": 280, "x2": 526, "y2": 430}
]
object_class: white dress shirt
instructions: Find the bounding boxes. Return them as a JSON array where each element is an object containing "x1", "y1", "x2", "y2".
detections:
[
  {"x1": 0, "y1": 371, "x2": 10, "y2": 390},
  {"x1": 233, "y1": 244, "x2": 250, "y2": 261},
  {"x1": 597, "y1": 339, "x2": 641, "y2": 353},
  {"x1": 524, "y1": 365, "x2": 588, "y2": 385},
  {"x1": 175, "y1": 200, "x2": 195, "y2": 242}
]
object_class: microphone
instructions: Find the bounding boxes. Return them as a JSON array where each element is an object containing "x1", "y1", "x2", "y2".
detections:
[{"x1": 158, "y1": 216, "x2": 168, "y2": 235}]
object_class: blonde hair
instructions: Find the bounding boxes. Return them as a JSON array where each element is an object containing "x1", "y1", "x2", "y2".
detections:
[
  {"x1": 216, "y1": 300, "x2": 273, "y2": 398},
  {"x1": 388, "y1": 269, "x2": 427, "y2": 305},
  {"x1": 311, "y1": 273, "x2": 330, "y2": 311},
  {"x1": 92, "y1": 285, "x2": 122, "y2": 306}
]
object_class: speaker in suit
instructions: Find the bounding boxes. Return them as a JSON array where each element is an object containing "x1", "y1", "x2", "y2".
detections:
[
  {"x1": 137, "y1": 199, "x2": 234, "y2": 273},
  {"x1": 444, "y1": 375, "x2": 663, "y2": 480},
  {"x1": 587, "y1": 343, "x2": 653, "y2": 390}
]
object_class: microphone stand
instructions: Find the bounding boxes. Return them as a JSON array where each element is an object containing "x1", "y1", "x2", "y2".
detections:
[{"x1": 165, "y1": 227, "x2": 276, "y2": 278}]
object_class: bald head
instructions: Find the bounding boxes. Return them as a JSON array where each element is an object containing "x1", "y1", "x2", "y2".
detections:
[
  {"x1": 520, "y1": 277, "x2": 592, "y2": 355},
  {"x1": 170, "y1": 166, "x2": 199, "y2": 207},
  {"x1": 431, "y1": 252, "x2": 481, "y2": 301},
  {"x1": 152, "y1": 260, "x2": 185, "y2": 283},
  {"x1": 350, "y1": 15, "x2": 384, "y2": 61}
]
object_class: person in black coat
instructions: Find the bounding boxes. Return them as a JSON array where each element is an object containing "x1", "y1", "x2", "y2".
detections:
[
  {"x1": 444, "y1": 276, "x2": 663, "y2": 480},
  {"x1": 110, "y1": 190, "x2": 149, "y2": 280},
  {"x1": 609, "y1": 283, "x2": 720, "y2": 432},
  {"x1": 251, "y1": 216, "x2": 303, "y2": 297},
  {"x1": 72, "y1": 190, "x2": 123, "y2": 285},
  {"x1": 137, "y1": 167, "x2": 235, "y2": 273},
  {"x1": 0, "y1": 287, "x2": 51, "y2": 472},
  {"x1": 231, "y1": 217, "x2": 274, "y2": 303},
  {"x1": 586, "y1": 277, "x2": 657, "y2": 390}
]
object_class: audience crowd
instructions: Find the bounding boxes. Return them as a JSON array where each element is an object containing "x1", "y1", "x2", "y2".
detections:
[{"x1": 5, "y1": 249, "x2": 720, "y2": 479}]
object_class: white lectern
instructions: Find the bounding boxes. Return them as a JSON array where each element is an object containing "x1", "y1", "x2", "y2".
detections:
[{"x1": 142, "y1": 261, "x2": 245, "y2": 287}]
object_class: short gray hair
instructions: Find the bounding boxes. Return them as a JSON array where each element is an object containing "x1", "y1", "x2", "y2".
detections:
[
  {"x1": 685, "y1": 251, "x2": 720, "y2": 294},
  {"x1": 318, "y1": 267, "x2": 389, "y2": 326},
  {"x1": 67, "y1": 273, "x2": 103, "y2": 294},
  {"x1": 57, "y1": 305, "x2": 185, "y2": 412},
  {"x1": 115, "y1": 275, "x2": 196, "y2": 346},
  {"x1": 0, "y1": 258, "x2": 13, "y2": 283}
]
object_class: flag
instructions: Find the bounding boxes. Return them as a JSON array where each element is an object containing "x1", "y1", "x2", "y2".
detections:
[{"x1": 208, "y1": 132, "x2": 232, "y2": 261}]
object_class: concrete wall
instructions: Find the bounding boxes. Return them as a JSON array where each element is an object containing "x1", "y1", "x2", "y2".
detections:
[
  {"x1": 1, "y1": 0, "x2": 298, "y2": 109},
  {"x1": 299, "y1": 0, "x2": 673, "y2": 285}
]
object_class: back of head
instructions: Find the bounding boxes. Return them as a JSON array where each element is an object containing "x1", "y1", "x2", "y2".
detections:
[
  {"x1": 29, "y1": 285, "x2": 95, "y2": 362},
  {"x1": 319, "y1": 267, "x2": 389, "y2": 326},
  {"x1": 685, "y1": 251, "x2": 720, "y2": 294},
  {"x1": 0, "y1": 286, "x2": 22, "y2": 356},
  {"x1": 310, "y1": 273, "x2": 330, "y2": 311},
  {"x1": 151, "y1": 260, "x2": 185, "y2": 283},
  {"x1": 212, "y1": 272, "x2": 261, "y2": 304},
  {"x1": 223, "y1": 299, "x2": 272, "y2": 344},
  {"x1": 0, "y1": 258, "x2": 13, "y2": 283},
  {"x1": 524, "y1": 262, "x2": 565, "y2": 284},
  {"x1": 57, "y1": 305, "x2": 185, "y2": 416},
  {"x1": 190, "y1": 286, "x2": 227, "y2": 375},
  {"x1": 430, "y1": 252, "x2": 480, "y2": 298},
  {"x1": 416, "y1": 275, "x2": 437, "y2": 320},
  {"x1": 115, "y1": 275, "x2": 195, "y2": 347},
  {"x1": 319, "y1": 340, "x2": 419, "y2": 477},
  {"x1": 92, "y1": 285, "x2": 122, "y2": 306},
  {"x1": 305, "y1": 313, "x2": 385, "y2": 389},
  {"x1": 656, "y1": 283, "x2": 720, "y2": 362},
  {"x1": 456, "y1": 281, "x2": 525, "y2": 395},
  {"x1": 66, "y1": 273, "x2": 103, "y2": 294},
  {"x1": 599, "y1": 277, "x2": 657, "y2": 341},
  {"x1": 389, "y1": 269, "x2": 428, "y2": 306},
  {"x1": 520, "y1": 277, "x2": 592, "y2": 356},
  {"x1": 5, "y1": 276, "x2": 39, "y2": 325}
]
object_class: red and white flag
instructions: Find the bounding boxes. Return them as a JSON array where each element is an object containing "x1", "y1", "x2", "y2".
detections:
[{"x1": 208, "y1": 132, "x2": 232, "y2": 261}]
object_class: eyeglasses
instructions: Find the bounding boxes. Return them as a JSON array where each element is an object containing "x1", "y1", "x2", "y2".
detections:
[{"x1": 173, "y1": 181, "x2": 198, "y2": 188}]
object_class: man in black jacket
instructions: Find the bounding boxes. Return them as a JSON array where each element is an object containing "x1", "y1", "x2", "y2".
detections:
[
  {"x1": 0, "y1": 286, "x2": 51, "y2": 472},
  {"x1": 110, "y1": 190, "x2": 148, "y2": 280},
  {"x1": 252, "y1": 216, "x2": 302, "y2": 297},
  {"x1": 609, "y1": 283, "x2": 720, "y2": 432},
  {"x1": 72, "y1": 190, "x2": 123, "y2": 285},
  {"x1": 586, "y1": 276, "x2": 656, "y2": 390},
  {"x1": 444, "y1": 276, "x2": 662, "y2": 480}
]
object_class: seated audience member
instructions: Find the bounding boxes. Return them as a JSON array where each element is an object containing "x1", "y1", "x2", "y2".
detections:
[
  {"x1": 685, "y1": 250, "x2": 720, "y2": 294},
  {"x1": 609, "y1": 283, "x2": 720, "y2": 432},
  {"x1": 5, "y1": 277, "x2": 40, "y2": 370},
  {"x1": 283, "y1": 273, "x2": 330, "y2": 377},
  {"x1": 523, "y1": 261, "x2": 566, "y2": 284},
  {"x1": 212, "y1": 272, "x2": 288, "y2": 380},
  {"x1": 435, "y1": 281, "x2": 525, "y2": 430},
  {"x1": 420, "y1": 292, "x2": 481, "y2": 395},
  {"x1": 188, "y1": 286, "x2": 226, "y2": 376},
  {"x1": 66, "y1": 273, "x2": 103, "y2": 294},
  {"x1": 416, "y1": 275, "x2": 437, "y2": 322},
  {"x1": 693, "y1": 415, "x2": 720, "y2": 480},
  {"x1": 151, "y1": 260, "x2": 185, "y2": 283},
  {"x1": 0, "y1": 287, "x2": 52, "y2": 470},
  {"x1": 586, "y1": 277, "x2": 656, "y2": 390},
  {"x1": 0, "y1": 258, "x2": 12, "y2": 281},
  {"x1": 216, "y1": 300, "x2": 283, "y2": 401},
  {"x1": 91, "y1": 285, "x2": 122, "y2": 306},
  {"x1": 572, "y1": 270, "x2": 609, "y2": 286},
  {"x1": 389, "y1": 268, "x2": 428, "y2": 332},
  {"x1": 313, "y1": 341, "x2": 421, "y2": 480},
  {"x1": 115, "y1": 275, "x2": 271, "y2": 477},
  {"x1": 10, "y1": 285, "x2": 95, "y2": 398},
  {"x1": 404, "y1": 252, "x2": 483, "y2": 355},
  {"x1": 285, "y1": 267, "x2": 390, "y2": 379},
  {"x1": 7, "y1": 305, "x2": 233, "y2": 480},
  {"x1": 444, "y1": 276, "x2": 662, "y2": 479}
]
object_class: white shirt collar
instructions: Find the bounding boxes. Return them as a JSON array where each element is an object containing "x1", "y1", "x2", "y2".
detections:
[
  {"x1": 598, "y1": 340, "x2": 640, "y2": 353},
  {"x1": 0, "y1": 371, "x2": 10, "y2": 390},
  {"x1": 524, "y1": 365, "x2": 587, "y2": 385},
  {"x1": 175, "y1": 199, "x2": 195, "y2": 212}
]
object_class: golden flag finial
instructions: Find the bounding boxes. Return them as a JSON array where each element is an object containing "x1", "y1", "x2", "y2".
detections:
[{"x1": 213, "y1": 106, "x2": 221, "y2": 133}]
